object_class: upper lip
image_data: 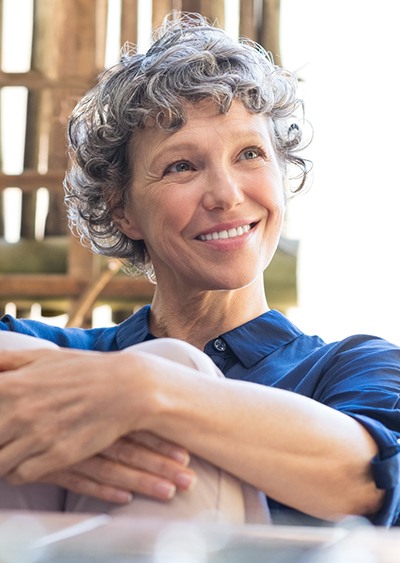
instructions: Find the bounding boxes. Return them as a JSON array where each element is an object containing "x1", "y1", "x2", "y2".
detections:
[{"x1": 195, "y1": 220, "x2": 258, "y2": 239}]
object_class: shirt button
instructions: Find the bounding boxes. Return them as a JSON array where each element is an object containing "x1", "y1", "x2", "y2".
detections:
[{"x1": 213, "y1": 338, "x2": 226, "y2": 352}]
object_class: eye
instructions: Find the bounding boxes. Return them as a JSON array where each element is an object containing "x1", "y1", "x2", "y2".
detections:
[
  {"x1": 165, "y1": 160, "x2": 194, "y2": 174},
  {"x1": 240, "y1": 147, "x2": 263, "y2": 160}
]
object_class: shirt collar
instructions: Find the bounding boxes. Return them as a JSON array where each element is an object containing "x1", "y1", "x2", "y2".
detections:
[
  {"x1": 220, "y1": 310, "x2": 303, "y2": 368},
  {"x1": 115, "y1": 305, "x2": 303, "y2": 367}
]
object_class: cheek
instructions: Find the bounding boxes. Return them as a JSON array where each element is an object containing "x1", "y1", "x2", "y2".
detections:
[
  {"x1": 256, "y1": 173, "x2": 285, "y2": 214},
  {"x1": 136, "y1": 197, "x2": 183, "y2": 245}
]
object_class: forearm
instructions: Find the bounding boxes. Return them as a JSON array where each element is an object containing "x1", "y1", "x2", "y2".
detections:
[
  {"x1": 138, "y1": 354, "x2": 383, "y2": 520},
  {"x1": 0, "y1": 345, "x2": 384, "y2": 520}
]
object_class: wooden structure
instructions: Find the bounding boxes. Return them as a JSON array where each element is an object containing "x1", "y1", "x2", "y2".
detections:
[{"x1": 0, "y1": 0, "x2": 294, "y2": 327}]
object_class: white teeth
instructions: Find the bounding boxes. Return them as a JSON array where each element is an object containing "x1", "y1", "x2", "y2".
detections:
[{"x1": 199, "y1": 224, "x2": 251, "y2": 241}]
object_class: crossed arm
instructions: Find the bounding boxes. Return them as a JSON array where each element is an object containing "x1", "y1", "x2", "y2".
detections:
[{"x1": 0, "y1": 346, "x2": 384, "y2": 521}]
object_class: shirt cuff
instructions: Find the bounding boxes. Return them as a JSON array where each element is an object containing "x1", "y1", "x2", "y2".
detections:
[{"x1": 349, "y1": 413, "x2": 400, "y2": 526}]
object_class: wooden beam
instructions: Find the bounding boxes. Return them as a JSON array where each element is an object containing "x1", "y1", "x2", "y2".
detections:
[
  {"x1": 0, "y1": 171, "x2": 65, "y2": 191},
  {"x1": 201, "y1": 0, "x2": 224, "y2": 28},
  {"x1": 152, "y1": 0, "x2": 180, "y2": 29},
  {"x1": 66, "y1": 260, "x2": 122, "y2": 327},
  {"x1": 96, "y1": 0, "x2": 109, "y2": 70},
  {"x1": 182, "y1": 0, "x2": 202, "y2": 13},
  {"x1": 239, "y1": 0, "x2": 257, "y2": 41},
  {"x1": 260, "y1": 0, "x2": 281, "y2": 62},
  {"x1": 0, "y1": 274, "x2": 155, "y2": 300},
  {"x1": 0, "y1": 239, "x2": 296, "y2": 311},
  {"x1": 0, "y1": 71, "x2": 95, "y2": 90},
  {"x1": 120, "y1": 0, "x2": 139, "y2": 46},
  {"x1": 0, "y1": 238, "x2": 66, "y2": 273}
]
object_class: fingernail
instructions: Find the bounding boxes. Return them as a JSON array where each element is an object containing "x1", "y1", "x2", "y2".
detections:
[
  {"x1": 114, "y1": 491, "x2": 133, "y2": 504},
  {"x1": 170, "y1": 450, "x2": 190, "y2": 466},
  {"x1": 154, "y1": 482, "x2": 177, "y2": 500},
  {"x1": 176, "y1": 472, "x2": 196, "y2": 491}
]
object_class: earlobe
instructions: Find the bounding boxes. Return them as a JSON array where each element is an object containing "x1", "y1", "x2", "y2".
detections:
[{"x1": 113, "y1": 207, "x2": 143, "y2": 240}]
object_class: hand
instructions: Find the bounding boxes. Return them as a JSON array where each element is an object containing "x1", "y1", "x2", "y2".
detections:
[
  {"x1": 0, "y1": 347, "x2": 150, "y2": 482},
  {"x1": 38, "y1": 432, "x2": 197, "y2": 504}
]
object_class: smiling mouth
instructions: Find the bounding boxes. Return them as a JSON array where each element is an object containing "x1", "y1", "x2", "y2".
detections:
[{"x1": 197, "y1": 223, "x2": 256, "y2": 241}]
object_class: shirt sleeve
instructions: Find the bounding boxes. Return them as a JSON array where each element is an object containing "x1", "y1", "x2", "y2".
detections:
[
  {"x1": 314, "y1": 335, "x2": 400, "y2": 526},
  {"x1": 0, "y1": 314, "x2": 118, "y2": 350}
]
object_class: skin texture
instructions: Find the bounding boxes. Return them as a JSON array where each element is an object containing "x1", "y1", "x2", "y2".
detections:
[{"x1": 0, "y1": 101, "x2": 384, "y2": 520}]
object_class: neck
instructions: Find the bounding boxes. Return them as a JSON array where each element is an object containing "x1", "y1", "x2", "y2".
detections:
[{"x1": 148, "y1": 276, "x2": 269, "y2": 350}]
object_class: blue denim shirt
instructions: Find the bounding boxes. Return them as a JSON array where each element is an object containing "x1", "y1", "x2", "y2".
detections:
[{"x1": 2, "y1": 305, "x2": 399, "y2": 526}]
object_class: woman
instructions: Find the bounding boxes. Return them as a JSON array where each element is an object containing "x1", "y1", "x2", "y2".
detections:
[{"x1": 0, "y1": 13, "x2": 399, "y2": 526}]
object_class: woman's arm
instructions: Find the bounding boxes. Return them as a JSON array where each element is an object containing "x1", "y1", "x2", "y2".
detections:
[
  {"x1": 133, "y1": 351, "x2": 384, "y2": 521},
  {"x1": 0, "y1": 346, "x2": 384, "y2": 520}
]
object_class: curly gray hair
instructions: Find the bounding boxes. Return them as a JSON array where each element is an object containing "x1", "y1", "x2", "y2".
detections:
[{"x1": 64, "y1": 12, "x2": 310, "y2": 276}]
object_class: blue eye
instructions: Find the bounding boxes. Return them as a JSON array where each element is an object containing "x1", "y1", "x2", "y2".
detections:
[
  {"x1": 166, "y1": 161, "x2": 193, "y2": 173},
  {"x1": 241, "y1": 147, "x2": 261, "y2": 160}
]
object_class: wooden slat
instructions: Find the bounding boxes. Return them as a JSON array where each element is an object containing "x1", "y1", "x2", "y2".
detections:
[
  {"x1": 201, "y1": 0, "x2": 224, "y2": 28},
  {"x1": 0, "y1": 238, "x2": 66, "y2": 273},
  {"x1": 153, "y1": 0, "x2": 178, "y2": 29},
  {"x1": 0, "y1": 172, "x2": 65, "y2": 191},
  {"x1": 182, "y1": 0, "x2": 202, "y2": 13},
  {"x1": 0, "y1": 274, "x2": 155, "y2": 300},
  {"x1": 67, "y1": 235, "x2": 99, "y2": 282},
  {"x1": 0, "y1": 241, "x2": 296, "y2": 309},
  {"x1": 239, "y1": 0, "x2": 257, "y2": 41},
  {"x1": 0, "y1": 71, "x2": 95, "y2": 90},
  {"x1": 0, "y1": 266, "x2": 296, "y2": 312},
  {"x1": 260, "y1": 0, "x2": 281, "y2": 61},
  {"x1": 95, "y1": 0, "x2": 108, "y2": 70},
  {"x1": 120, "y1": 0, "x2": 139, "y2": 46},
  {"x1": 66, "y1": 260, "x2": 122, "y2": 327},
  {"x1": 0, "y1": 269, "x2": 295, "y2": 310}
]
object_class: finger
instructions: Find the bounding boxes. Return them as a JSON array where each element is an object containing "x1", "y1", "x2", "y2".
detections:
[
  {"x1": 42, "y1": 470, "x2": 133, "y2": 505},
  {"x1": 68, "y1": 457, "x2": 178, "y2": 501},
  {"x1": 0, "y1": 435, "x2": 47, "y2": 482},
  {"x1": 126, "y1": 431, "x2": 191, "y2": 466},
  {"x1": 0, "y1": 349, "x2": 47, "y2": 372},
  {"x1": 102, "y1": 439, "x2": 196, "y2": 491},
  {"x1": 5, "y1": 427, "x2": 116, "y2": 484}
]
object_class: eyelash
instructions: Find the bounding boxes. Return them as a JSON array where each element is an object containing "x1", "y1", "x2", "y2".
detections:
[{"x1": 164, "y1": 160, "x2": 193, "y2": 175}]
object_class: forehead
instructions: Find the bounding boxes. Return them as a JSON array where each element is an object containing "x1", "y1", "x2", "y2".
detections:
[{"x1": 132, "y1": 100, "x2": 274, "y2": 156}]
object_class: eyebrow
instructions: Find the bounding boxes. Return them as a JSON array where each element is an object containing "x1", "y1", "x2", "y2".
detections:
[
  {"x1": 153, "y1": 129, "x2": 272, "y2": 158},
  {"x1": 145, "y1": 142, "x2": 199, "y2": 171}
]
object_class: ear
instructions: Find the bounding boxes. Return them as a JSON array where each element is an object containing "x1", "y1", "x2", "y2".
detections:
[{"x1": 113, "y1": 206, "x2": 143, "y2": 240}]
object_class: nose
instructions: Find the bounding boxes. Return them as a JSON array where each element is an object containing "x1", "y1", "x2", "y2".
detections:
[{"x1": 202, "y1": 167, "x2": 245, "y2": 211}]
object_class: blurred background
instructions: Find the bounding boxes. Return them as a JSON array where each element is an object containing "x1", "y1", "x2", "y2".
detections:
[{"x1": 0, "y1": 0, "x2": 399, "y2": 346}]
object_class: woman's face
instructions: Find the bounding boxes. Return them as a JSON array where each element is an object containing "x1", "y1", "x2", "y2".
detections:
[{"x1": 120, "y1": 100, "x2": 285, "y2": 292}]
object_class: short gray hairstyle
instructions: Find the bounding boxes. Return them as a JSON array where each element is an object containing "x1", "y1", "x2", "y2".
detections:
[{"x1": 64, "y1": 12, "x2": 310, "y2": 275}]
